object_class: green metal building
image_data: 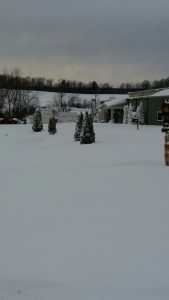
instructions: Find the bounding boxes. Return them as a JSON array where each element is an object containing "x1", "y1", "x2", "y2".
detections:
[
  {"x1": 100, "y1": 89, "x2": 169, "y2": 125},
  {"x1": 128, "y1": 89, "x2": 169, "y2": 125}
]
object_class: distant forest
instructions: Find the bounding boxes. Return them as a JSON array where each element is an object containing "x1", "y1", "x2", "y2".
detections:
[{"x1": 0, "y1": 68, "x2": 169, "y2": 94}]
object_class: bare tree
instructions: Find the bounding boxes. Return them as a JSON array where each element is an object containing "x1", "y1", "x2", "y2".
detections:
[
  {"x1": 53, "y1": 92, "x2": 67, "y2": 111},
  {"x1": 67, "y1": 94, "x2": 81, "y2": 108},
  {"x1": 13, "y1": 90, "x2": 39, "y2": 120},
  {"x1": 0, "y1": 88, "x2": 39, "y2": 120},
  {"x1": 0, "y1": 68, "x2": 39, "y2": 120}
]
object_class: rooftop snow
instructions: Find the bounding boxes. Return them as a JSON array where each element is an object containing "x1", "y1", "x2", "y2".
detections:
[
  {"x1": 152, "y1": 88, "x2": 169, "y2": 97},
  {"x1": 103, "y1": 96, "x2": 128, "y2": 107}
]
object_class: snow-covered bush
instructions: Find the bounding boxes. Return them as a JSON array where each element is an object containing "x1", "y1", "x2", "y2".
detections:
[
  {"x1": 32, "y1": 108, "x2": 43, "y2": 132},
  {"x1": 80, "y1": 112, "x2": 95, "y2": 144},
  {"x1": 136, "y1": 102, "x2": 144, "y2": 125},
  {"x1": 128, "y1": 103, "x2": 134, "y2": 123},
  {"x1": 123, "y1": 105, "x2": 129, "y2": 124}
]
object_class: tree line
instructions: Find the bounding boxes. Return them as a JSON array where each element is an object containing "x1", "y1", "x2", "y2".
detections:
[
  {"x1": 1, "y1": 67, "x2": 169, "y2": 122},
  {"x1": 0, "y1": 71, "x2": 132, "y2": 94},
  {"x1": 0, "y1": 68, "x2": 169, "y2": 95}
]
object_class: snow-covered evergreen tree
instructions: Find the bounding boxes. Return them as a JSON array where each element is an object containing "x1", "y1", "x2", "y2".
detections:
[
  {"x1": 136, "y1": 102, "x2": 144, "y2": 125},
  {"x1": 80, "y1": 112, "x2": 95, "y2": 144},
  {"x1": 89, "y1": 114, "x2": 95, "y2": 143},
  {"x1": 48, "y1": 117, "x2": 57, "y2": 134},
  {"x1": 32, "y1": 108, "x2": 43, "y2": 132},
  {"x1": 128, "y1": 103, "x2": 134, "y2": 124},
  {"x1": 74, "y1": 112, "x2": 83, "y2": 141},
  {"x1": 123, "y1": 105, "x2": 129, "y2": 124},
  {"x1": 91, "y1": 100, "x2": 96, "y2": 117}
]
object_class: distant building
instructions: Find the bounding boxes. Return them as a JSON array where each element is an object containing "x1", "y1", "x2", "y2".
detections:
[
  {"x1": 100, "y1": 89, "x2": 169, "y2": 125},
  {"x1": 100, "y1": 95, "x2": 128, "y2": 123}
]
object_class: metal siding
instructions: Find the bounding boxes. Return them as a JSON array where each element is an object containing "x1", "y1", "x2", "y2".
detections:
[{"x1": 148, "y1": 97, "x2": 163, "y2": 125}]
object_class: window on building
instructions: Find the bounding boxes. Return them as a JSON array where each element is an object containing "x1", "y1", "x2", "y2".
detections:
[{"x1": 157, "y1": 111, "x2": 163, "y2": 121}]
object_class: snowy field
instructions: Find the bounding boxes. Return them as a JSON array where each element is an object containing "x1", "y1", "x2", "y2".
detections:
[
  {"x1": 38, "y1": 91, "x2": 128, "y2": 107},
  {"x1": 0, "y1": 123, "x2": 169, "y2": 300}
]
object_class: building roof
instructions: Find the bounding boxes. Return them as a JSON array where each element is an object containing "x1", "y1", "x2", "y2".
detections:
[
  {"x1": 102, "y1": 96, "x2": 128, "y2": 108},
  {"x1": 128, "y1": 88, "x2": 169, "y2": 99},
  {"x1": 152, "y1": 88, "x2": 169, "y2": 97}
]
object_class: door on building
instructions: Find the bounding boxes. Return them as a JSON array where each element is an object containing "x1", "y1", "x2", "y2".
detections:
[{"x1": 113, "y1": 109, "x2": 123, "y2": 123}]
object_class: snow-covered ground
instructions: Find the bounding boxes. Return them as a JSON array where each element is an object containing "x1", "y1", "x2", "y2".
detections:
[
  {"x1": 0, "y1": 123, "x2": 169, "y2": 300},
  {"x1": 38, "y1": 91, "x2": 128, "y2": 107}
]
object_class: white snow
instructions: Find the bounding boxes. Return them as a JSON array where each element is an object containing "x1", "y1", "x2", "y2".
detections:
[
  {"x1": 38, "y1": 91, "x2": 56, "y2": 107},
  {"x1": 101, "y1": 96, "x2": 128, "y2": 108},
  {"x1": 0, "y1": 123, "x2": 169, "y2": 300}
]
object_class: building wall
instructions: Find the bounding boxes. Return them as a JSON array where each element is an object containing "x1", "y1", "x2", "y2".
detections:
[
  {"x1": 128, "y1": 97, "x2": 163, "y2": 125},
  {"x1": 148, "y1": 97, "x2": 163, "y2": 125}
]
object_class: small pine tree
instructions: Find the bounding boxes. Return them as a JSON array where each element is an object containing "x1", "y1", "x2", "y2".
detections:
[
  {"x1": 48, "y1": 117, "x2": 57, "y2": 134},
  {"x1": 123, "y1": 105, "x2": 129, "y2": 124},
  {"x1": 136, "y1": 102, "x2": 144, "y2": 125},
  {"x1": 32, "y1": 108, "x2": 43, "y2": 132},
  {"x1": 80, "y1": 112, "x2": 95, "y2": 144},
  {"x1": 74, "y1": 112, "x2": 83, "y2": 141},
  {"x1": 89, "y1": 114, "x2": 95, "y2": 143}
]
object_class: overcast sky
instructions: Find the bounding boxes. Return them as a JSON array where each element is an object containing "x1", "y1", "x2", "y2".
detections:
[{"x1": 1, "y1": 0, "x2": 169, "y2": 86}]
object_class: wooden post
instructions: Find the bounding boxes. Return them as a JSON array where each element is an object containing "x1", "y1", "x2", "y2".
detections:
[
  {"x1": 164, "y1": 132, "x2": 169, "y2": 166},
  {"x1": 137, "y1": 118, "x2": 139, "y2": 130}
]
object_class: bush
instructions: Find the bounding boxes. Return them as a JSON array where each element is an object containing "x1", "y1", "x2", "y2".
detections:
[
  {"x1": 32, "y1": 108, "x2": 43, "y2": 132},
  {"x1": 48, "y1": 117, "x2": 57, "y2": 134},
  {"x1": 74, "y1": 112, "x2": 83, "y2": 141},
  {"x1": 80, "y1": 112, "x2": 95, "y2": 144}
]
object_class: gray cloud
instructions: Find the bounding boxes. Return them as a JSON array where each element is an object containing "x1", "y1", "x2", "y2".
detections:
[{"x1": 0, "y1": 0, "x2": 169, "y2": 85}]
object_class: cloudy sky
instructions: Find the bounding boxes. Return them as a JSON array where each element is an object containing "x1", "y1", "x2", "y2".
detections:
[{"x1": 1, "y1": 0, "x2": 169, "y2": 86}]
